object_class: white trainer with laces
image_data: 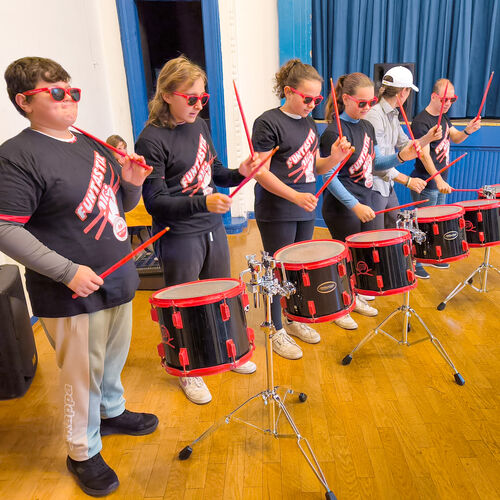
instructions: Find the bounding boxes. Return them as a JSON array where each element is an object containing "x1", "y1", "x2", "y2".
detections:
[
  {"x1": 271, "y1": 328, "x2": 303, "y2": 360},
  {"x1": 353, "y1": 295, "x2": 378, "y2": 317},
  {"x1": 333, "y1": 313, "x2": 358, "y2": 330},
  {"x1": 231, "y1": 360, "x2": 257, "y2": 374},
  {"x1": 179, "y1": 376, "x2": 212, "y2": 405},
  {"x1": 284, "y1": 320, "x2": 321, "y2": 343}
]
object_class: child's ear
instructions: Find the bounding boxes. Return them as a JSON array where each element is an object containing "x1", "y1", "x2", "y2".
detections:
[
  {"x1": 15, "y1": 93, "x2": 32, "y2": 114},
  {"x1": 162, "y1": 92, "x2": 172, "y2": 105}
]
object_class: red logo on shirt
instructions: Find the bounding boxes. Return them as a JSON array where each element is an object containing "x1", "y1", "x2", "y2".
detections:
[
  {"x1": 286, "y1": 129, "x2": 317, "y2": 183},
  {"x1": 180, "y1": 134, "x2": 214, "y2": 196},
  {"x1": 435, "y1": 123, "x2": 450, "y2": 164},
  {"x1": 348, "y1": 133, "x2": 374, "y2": 188}
]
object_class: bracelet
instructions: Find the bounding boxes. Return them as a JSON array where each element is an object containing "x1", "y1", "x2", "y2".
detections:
[
  {"x1": 405, "y1": 177, "x2": 412, "y2": 188},
  {"x1": 397, "y1": 152, "x2": 404, "y2": 163},
  {"x1": 464, "y1": 129, "x2": 471, "y2": 136}
]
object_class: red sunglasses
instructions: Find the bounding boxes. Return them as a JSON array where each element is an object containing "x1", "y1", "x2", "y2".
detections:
[
  {"x1": 345, "y1": 94, "x2": 378, "y2": 109},
  {"x1": 434, "y1": 93, "x2": 458, "y2": 103},
  {"x1": 22, "y1": 86, "x2": 81, "y2": 102},
  {"x1": 173, "y1": 91, "x2": 210, "y2": 107},
  {"x1": 287, "y1": 87, "x2": 324, "y2": 106}
]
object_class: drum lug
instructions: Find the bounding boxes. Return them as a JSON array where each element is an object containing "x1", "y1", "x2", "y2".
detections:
[
  {"x1": 226, "y1": 339, "x2": 237, "y2": 360},
  {"x1": 462, "y1": 240, "x2": 469, "y2": 251},
  {"x1": 477, "y1": 211, "x2": 483, "y2": 222},
  {"x1": 150, "y1": 307, "x2": 158, "y2": 323},
  {"x1": 172, "y1": 311, "x2": 183, "y2": 329},
  {"x1": 179, "y1": 348, "x2": 189, "y2": 369},
  {"x1": 407, "y1": 269, "x2": 415, "y2": 282},
  {"x1": 479, "y1": 232, "x2": 485, "y2": 242},
  {"x1": 246, "y1": 327, "x2": 255, "y2": 344},
  {"x1": 302, "y1": 271, "x2": 311, "y2": 287},
  {"x1": 342, "y1": 291, "x2": 351, "y2": 306},
  {"x1": 372, "y1": 249, "x2": 380, "y2": 263},
  {"x1": 157, "y1": 343, "x2": 165, "y2": 358},
  {"x1": 220, "y1": 302, "x2": 231, "y2": 321},
  {"x1": 338, "y1": 263, "x2": 346, "y2": 278},
  {"x1": 307, "y1": 300, "x2": 316, "y2": 316},
  {"x1": 376, "y1": 275, "x2": 384, "y2": 288},
  {"x1": 242, "y1": 292, "x2": 250, "y2": 311},
  {"x1": 403, "y1": 244, "x2": 410, "y2": 257},
  {"x1": 432, "y1": 223, "x2": 439, "y2": 235},
  {"x1": 435, "y1": 245, "x2": 442, "y2": 258},
  {"x1": 459, "y1": 217, "x2": 466, "y2": 229}
]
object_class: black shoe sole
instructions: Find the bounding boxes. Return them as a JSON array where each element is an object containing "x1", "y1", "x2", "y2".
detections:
[
  {"x1": 67, "y1": 458, "x2": 119, "y2": 497},
  {"x1": 100, "y1": 417, "x2": 159, "y2": 437},
  {"x1": 421, "y1": 263, "x2": 450, "y2": 269}
]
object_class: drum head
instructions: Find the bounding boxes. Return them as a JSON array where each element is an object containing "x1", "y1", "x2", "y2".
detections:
[
  {"x1": 417, "y1": 205, "x2": 463, "y2": 218},
  {"x1": 275, "y1": 240, "x2": 345, "y2": 263},
  {"x1": 457, "y1": 199, "x2": 500, "y2": 209},
  {"x1": 155, "y1": 279, "x2": 239, "y2": 300},
  {"x1": 347, "y1": 229, "x2": 409, "y2": 244}
]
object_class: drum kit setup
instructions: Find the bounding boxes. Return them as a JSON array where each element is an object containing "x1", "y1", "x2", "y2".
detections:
[{"x1": 145, "y1": 185, "x2": 498, "y2": 500}]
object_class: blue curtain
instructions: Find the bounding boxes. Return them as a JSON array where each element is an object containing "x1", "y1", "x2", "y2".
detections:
[{"x1": 312, "y1": 0, "x2": 500, "y2": 119}]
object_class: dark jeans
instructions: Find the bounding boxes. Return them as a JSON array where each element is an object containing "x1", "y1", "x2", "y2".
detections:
[{"x1": 372, "y1": 187, "x2": 400, "y2": 228}]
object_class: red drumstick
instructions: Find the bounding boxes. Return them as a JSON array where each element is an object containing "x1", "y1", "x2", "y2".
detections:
[
  {"x1": 452, "y1": 188, "x2": 480, "y2": 192},
  {"x1": 425, "y1": 152, "x2": 467, "y2": 184},
  {"x1": 476, "y1": 71, "x2": 494, "y2": 121},
  {"x1": 72, "y1": 125, "x2": 152, "y2": 171},
  {"x1": 330, "y1": 77, "x2": 343, "y2": 139},
  {"x1": 232, "y1": 80, "x2": 255, "y2": 156},
  {"x1": 229, "y1": 147, "x2": 279, "y2": 199},
  {"x1": 374, "y1": 198, "x2": 429, "y2": 216},
  {"x1": 315, "y1": 148, "x2": 355, "y2": 198},
  {"x1": 396, "y1": 95, "x2": 421, "y2": 159},
  {"x1": 436, "y1": 81, "x2": 449, "y2": 128},
  {"x1": 72, "y1": 226, "x2": 170, "y2": 299}
]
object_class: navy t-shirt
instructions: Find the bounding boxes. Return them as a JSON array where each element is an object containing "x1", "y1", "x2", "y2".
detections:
[
  {"x1": 411, "y1": 109, "x2": 452, "y2": 190},
  {"x1": 252, "y1": 108, "x2": 319, "y2": 222},
  {"x1": 136, "y1": 118, "x2": 243, "y2": 235},
  {"x1": 319, "y1": 118, "x2": 376, "y2": 204},
  {"x1": 0, "y1": 128, "x2": 139, "y2": 317}
]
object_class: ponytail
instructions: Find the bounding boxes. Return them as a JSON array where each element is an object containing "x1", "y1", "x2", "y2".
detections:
[{"x1": 274, "y1": 58, "x2": 322, "y2": 98}]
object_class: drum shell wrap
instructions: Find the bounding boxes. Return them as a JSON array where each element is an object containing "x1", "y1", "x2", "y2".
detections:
[
  {"x1": 459, "y1": 201, "x2": 500, "y2": 247},
  {"x1": 346, "y1": 230, "x2": 416, "y2": 296},
  {"x1": 150, "y1": 279, "x2": 253, "y2": 376}
]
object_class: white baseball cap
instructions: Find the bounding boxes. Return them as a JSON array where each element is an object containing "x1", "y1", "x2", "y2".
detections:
[{"x1": 382, "y1": 66, "x2": 419, "y2": 92}]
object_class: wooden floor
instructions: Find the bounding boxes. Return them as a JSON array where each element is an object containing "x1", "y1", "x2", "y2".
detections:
[{"x1": 1, "y1": 221, "x2": 500, "y2": 500}]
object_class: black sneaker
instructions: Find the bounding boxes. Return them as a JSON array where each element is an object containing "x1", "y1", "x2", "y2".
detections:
[
  {"x1": 415, "y1": 267, "x2": 430, "y2": 279},
  {"x1": 100, "y1": 409, "x2": 159, "y2": 436},
  {"x1": 67, "y1": 453, "x2": 119, "y2": 497},
  {"x1": 422, "y1": 262, "x2": 450, "y2": 269}
]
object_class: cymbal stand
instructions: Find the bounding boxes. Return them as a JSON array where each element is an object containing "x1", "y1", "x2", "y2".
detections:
[
  {"x1": 342, "y1": 211, "x2": 465, "y2": 386},
  {"x1": 438, "y1": 187, "x2": 499, "y2": 309},
  {"x1": 178, "y1": 252, "x2": 337, "y2": 500}
]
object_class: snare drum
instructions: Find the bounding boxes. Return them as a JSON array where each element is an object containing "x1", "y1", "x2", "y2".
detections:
[
  {"x1": 456, "y1": 199, "x2": 500, "y2": 247},
  {"x1": 346, "y1": 229, "x2": 416, "y2": 296},
  {"x1": 150, "y1": 278, "x2": 255, "y2": 377},
  {"x1": 478, "y1": 184, "x2": 500, "y2": 199},
  {"x1": 414, "y1": 205, "x2": 469, "y2": 263},
  {"x1": 274, "y1": 239, "x2": 354, "y2": 323}
]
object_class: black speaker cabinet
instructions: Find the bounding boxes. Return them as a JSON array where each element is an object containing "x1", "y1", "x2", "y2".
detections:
[
  {"x1": 0, "y1": 264, "x2": 38, "y2": 399},
  {"x1": 373, "y1": 62, "x2": 416, "y2": 121}
]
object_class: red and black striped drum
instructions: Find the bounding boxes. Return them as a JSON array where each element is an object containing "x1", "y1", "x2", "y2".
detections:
[
  {"x1": 414, "y1": 205, "x2": 469, "y2": 263},
  {"x1": 346, "y1": 229, "x2": 416, "y2": 296},
  {"x1": 150, "y1": 279, "x2": 255, "y2": 377},
  {"x1": 456, "y1": 199, "x2": 500, "y2": 247},
  {"x1": 274, "y1": 239, "x2": 355, "y2": 323}
]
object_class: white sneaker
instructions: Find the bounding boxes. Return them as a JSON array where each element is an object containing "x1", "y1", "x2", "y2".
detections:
[
  {"x1": 271, "y1": 328, "x2": 303, "y2": 360},
  {"x1": 231, "y1": 360, "x2": 257, "y2": 374},
  {"x1": 333, "y1": 313, "x2": 358, "y2": 330},
  {"x1": 284, "y1": 321, "x2": 321, "y2": 344},
  {"x1": 179, "y1": 376, "x2": 212, "y2": 404},
  {"x1": 357, "y1": 293, "x2": 375, "y2": 302},
  {"x1": 353, "y1": 296, "x2": 378, "y2": 317}
]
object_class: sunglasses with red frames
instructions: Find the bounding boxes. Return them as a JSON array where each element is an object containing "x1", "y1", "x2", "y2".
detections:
[
  {"x1": 434, "y1": 93, "x2": 458, "y2": 103},
  {"x1": 22, "y1": 87, "x2": 81, "y2": 102},
  {"x1": 345, "y1": 94, "x2": 378, "y2": 109},
  {"x1": 173, "y1": 91, "x2": 210, "y2": 107},
  {"x1": 287, "y1": 87, "x2": 324, "y2": 106}
]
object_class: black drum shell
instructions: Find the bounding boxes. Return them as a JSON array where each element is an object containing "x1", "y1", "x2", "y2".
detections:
[{"x1": 462, "y1": 204, "x2": 500, "y2": 247}]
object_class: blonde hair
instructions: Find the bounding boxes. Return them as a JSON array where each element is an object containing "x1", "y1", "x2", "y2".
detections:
[
  {"x1": 324, "y1": 72, "x2": 373, "y2": 121},
  {"x1": 147, "y1": 56, "x2": 207, "y2": 129},
  {"x1": 273, "y1": 58, "x2": 322, "y2": 99}
]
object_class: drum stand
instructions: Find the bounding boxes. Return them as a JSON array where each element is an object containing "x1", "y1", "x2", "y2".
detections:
[
  {"x1": 178, "y1": 252, "x2": 337, "y2": 500},
  {"x1": 342, "y1": 288, "x2": 465, "y2": 385},
  {"x1": 438, "y1": 246, "x2": 500, "y2": 310}
]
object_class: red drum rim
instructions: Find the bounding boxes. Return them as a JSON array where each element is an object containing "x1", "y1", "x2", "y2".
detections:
[
  {"x1": 415, "y1": 251, "x2": 469, "y2": 264},
  {"x1": 274, "y1": 239, "x2": 349, "y2": 271},
  {"x1": 353, "y1": 281, "x2": 418, "y2": 297},
  {"x1": 345, "y1": 228, "x2": 411, "y2": 248},
  {"x1": 161, "y1": 339, "x2": 255, "y2": 377},
  {"x1": 283, "y1": 300, "x2": 355, "y2": 323},
  {"x1": 150, "y1": 278, "x2": 245, "y2": 308},
  {"x1": 467, "y1": 240, "x2": 500, "y2": 248},
  {"x1": 456, "y1": 199, "x2": 500, "y2": 210},
  {"x1": 416, "y1": 204, "x2": 465, "y2": 222}
]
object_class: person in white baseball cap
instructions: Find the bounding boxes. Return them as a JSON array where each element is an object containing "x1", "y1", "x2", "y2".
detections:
[{"x1": 382, "y1": 66, "x2": 419, "y2": 92}]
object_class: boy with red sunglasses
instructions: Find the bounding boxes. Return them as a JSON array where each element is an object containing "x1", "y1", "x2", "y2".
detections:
[
  {"x1": 0, "y1": 56, "x2": 158, "y2": 497},
  {"x1": 410, "y1": 78, "x2": 481, "y2": 279}
]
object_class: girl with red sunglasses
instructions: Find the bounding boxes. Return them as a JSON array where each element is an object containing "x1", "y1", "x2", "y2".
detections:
[
  {"x1": 320, "y1": 72, "x2": 421, "y2": 330},
  {"x1": 251, "y1": 59, "x2": 352, "y2": 360},
  {"x1": 135, "y1": 56, "x2": 259, "y2": 405}
]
